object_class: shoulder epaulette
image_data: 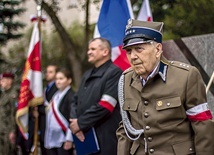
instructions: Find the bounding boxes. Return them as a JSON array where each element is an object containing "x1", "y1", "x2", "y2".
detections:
[
  {"x1": 169, "y1": 61, "x2": 192, "y2": 71},
  {"x1": 123, "y1": 67, "x2": 133, "y2": 75}
]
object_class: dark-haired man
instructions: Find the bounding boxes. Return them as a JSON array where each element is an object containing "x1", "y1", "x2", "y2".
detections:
[
  {"x1": 70, "y1": 38, "x2": 122, "y2": 155},
  {"x1": 38, "y1": 65, "x2": 58, "y2": 155}
]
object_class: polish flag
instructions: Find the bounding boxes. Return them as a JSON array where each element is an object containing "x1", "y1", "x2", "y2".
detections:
[
  {"x1": 16, "y1": 22, "x2": 43, "y2": 139},
  {"x1": 137, "y1": 0, "x2": 153, "y2": 21},
  {"x1": 94, "y1": 0, "x2": 134, "y2": 71}
]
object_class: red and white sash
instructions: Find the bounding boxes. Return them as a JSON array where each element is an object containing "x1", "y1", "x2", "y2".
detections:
[
  {"x1": 47, "y1": 86, "x2": 70, "y2": 132},
  {"x1": 51, "y1": 99, "x2": 68, "y2": 132}
]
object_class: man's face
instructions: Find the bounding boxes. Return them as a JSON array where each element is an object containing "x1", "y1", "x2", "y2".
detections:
[
  {"x1": 125, "y1": 42, "x2": 162, "y2": 79},
  {"x1": 87, "y1": 39, "x2": 107, "y2": 67},
  {"x1": 45, "y1": 66, "x2": 57, "y2": 82},
  {"x1": 0, "y1": 77, "x2": 13, "y2": 90}
]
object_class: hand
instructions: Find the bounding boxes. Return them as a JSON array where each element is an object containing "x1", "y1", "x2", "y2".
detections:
[
  {"x1": 75, "y1": 131, "x2": 85, "y2": 142},
  {"x1": 9, "y1": 132, "x2": 16, "y2": 144},
  {"x1": 32, "y1": 106, "x2": 39, "y2": 118},
  {"x1": 63, "y1": 141, "x2": 73, "y2": 150},
  {"x1": 69, "y1": 118, "x2": 80, "y2": 134}
]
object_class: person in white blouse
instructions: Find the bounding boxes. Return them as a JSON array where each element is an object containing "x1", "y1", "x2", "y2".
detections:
[{"x1": 44, "y1": 68, "x2": 75, "y2": 155}]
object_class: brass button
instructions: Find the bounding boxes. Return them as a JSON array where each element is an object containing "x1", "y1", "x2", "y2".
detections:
[
  {"x1": 145, "y1": 126, "x2": 150, "y2": 130},
  {"x1": 148, "y1": 137, "x2": 152, "y2": 142},
  {"x1": 189, "y1": 147, "x2": 193, "y2": 151},
  {"x1": 149, "y1": 149, "x2": 154, "y2": 153},
  {"x1": 144, "y1": 112, "x2": 149, "y2": 118},
  {"x1": 144, "y1": 100, "x2": 149, "y2": 105},
  {"x1": 127, "y1": 105, "x2": 130, "y2": 109},
  {"x1": 167, "y1": 102, "x2": 171, "y2": 106}
]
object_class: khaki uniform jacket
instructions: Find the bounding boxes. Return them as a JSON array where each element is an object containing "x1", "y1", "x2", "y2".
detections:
[
  {"x1": 116, "y1": 56, "x2": 214, "y2": 155},
  {"x1": 0, "y1": 86, "x2": 18, "y2": 155}
]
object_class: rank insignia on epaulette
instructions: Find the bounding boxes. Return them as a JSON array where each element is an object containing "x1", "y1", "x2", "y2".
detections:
[{"x1": 179, "y1": 63, "x2": 190, "y2": 68}]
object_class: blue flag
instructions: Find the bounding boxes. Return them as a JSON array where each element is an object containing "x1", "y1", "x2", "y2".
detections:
[{"x1": 94, "y1": 0, "x2": 134, "y2": 70}]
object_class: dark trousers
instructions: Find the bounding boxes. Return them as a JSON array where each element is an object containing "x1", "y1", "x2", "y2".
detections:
[
  {"x1": 46, "y1": 146, "x2": 73, "y2": 155},
  {"x1": 40, "y1": 141, "x2": 48, "y2": 155},
  {"x1": 18, "y1": 143, "x2": 30, "y2": 155},
  {"x1": 16, "y1": 130, "x2": 32, "y2": 155}
]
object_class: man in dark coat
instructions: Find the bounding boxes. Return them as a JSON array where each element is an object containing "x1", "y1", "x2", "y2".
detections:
[
  {"x1": 38, "y1": 64, "x2": 58, "y2": 155},
  {"x1": 70, "y1": 37, "x2": 122, "y2": 155}
]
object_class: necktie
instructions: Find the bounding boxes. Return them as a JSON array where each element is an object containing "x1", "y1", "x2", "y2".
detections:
[{"x1": 46, "y1": 84, "x2": 51, "y2": 94}]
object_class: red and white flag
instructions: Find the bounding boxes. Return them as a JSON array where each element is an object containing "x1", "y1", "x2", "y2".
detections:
[
  {"x1": 94, "y1": 0, "x2": 134, "y2": 71},
  {"x1": 16, "y1": 22, "x2": 43, "y2": 139},
  {"x1": 137, "y1": 0, "x2": 153, "y2": 21}
]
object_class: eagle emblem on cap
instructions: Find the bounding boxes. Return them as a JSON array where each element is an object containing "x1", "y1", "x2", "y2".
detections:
[{"x1": 126, "y1": 19, "x2": 133, "y2": 30}]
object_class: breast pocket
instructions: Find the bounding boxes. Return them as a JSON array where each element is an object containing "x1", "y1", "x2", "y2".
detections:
[
  {"x1": 123, "y1": 99, "x2": 140, "y2": 125},
  {"x1": 156, "y1": 96, "x2": 186, "y2": 128},
  {"x1": 172, "y1": 139, "x2": 195, "y2": 155}
]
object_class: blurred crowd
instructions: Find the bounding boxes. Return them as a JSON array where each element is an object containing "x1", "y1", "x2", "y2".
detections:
[{"x1": 0, "y1": 38, "x2": 122, "y2": 155}]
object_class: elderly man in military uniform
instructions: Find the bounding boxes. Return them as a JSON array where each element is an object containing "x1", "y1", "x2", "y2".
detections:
[
  {"x1": 116, "y1": 19, "x2": 214, "y2": 155},
  {"x1": 0, "y1": 72, "x2": 18, "y2": 155}
]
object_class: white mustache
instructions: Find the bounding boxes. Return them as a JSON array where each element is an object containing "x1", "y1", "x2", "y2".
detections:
[{"x1": 132, "y1": 61, "x2": 142, "y2": 65}]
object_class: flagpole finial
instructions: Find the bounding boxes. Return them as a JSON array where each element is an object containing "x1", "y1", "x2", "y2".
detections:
[
  {"x1": 30, "y1": 0, "x2": 46, "y2": 23},
  {"x1": 37, "y1": 1, "x2": 42, "y2": 18}
]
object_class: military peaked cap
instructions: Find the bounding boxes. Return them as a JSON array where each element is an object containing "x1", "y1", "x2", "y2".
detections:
[{"x1": 123, "y1": 19, "x2": 164, "y2": 48}]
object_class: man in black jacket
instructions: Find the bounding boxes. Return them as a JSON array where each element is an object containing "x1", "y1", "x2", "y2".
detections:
[
  {"x1": 70, "y1": 38, "x2": 122, "y2": 155},
  {"x1": 38, "y1": 64, "x2": 58, "y2": 155}
]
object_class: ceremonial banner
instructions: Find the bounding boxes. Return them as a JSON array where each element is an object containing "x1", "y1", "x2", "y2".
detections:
[
  {"x1": 94, "y1": 0, "x2": 134, "y2": 71},
  {"x1": 16, "y1": 22, "x2": 43, "y2": 139},
  {"x1": 137, "y1": 0, "x2": 153, "y2": 21}
]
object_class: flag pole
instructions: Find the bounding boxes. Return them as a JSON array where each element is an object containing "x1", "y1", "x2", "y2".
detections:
[
  {"x1": 206, "y1": 71, "x2": 214, "y2": 94},
  {"x1": 31, "y1": 1, "x2": 42, "y2": 155},
  {"x1": 16, "y1": 0, "x2": 44, "y2": 153}
]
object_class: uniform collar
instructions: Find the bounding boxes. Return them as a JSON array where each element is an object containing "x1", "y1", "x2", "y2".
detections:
[
  {"x1": 140, "y1": 61, "x2": 160, "y2": 86},
  {"x1": 146, "y1": 56, "x2": 169, "y2": 82},
  {"x1": 131, "y1": 56, "x2": 169, "y2": 90},
  {"x1": 158, "y1": 57, "x2": 169, "y2": 82},
  {"x1": 141, "y1": 56, "x2": 169, "y2": 83}
]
